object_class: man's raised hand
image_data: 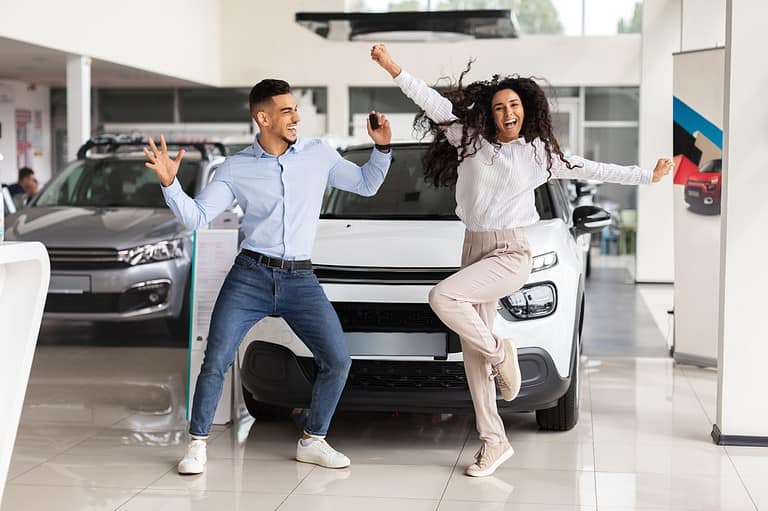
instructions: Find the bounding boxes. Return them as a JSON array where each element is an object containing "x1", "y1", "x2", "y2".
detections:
[{"x1": 144, "y1": 135, "x2": 185, "y2": 187}]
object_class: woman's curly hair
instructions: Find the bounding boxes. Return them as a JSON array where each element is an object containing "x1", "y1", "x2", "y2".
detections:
[{"x1": 415, "y1": 60, "x2": 578, "y2": 187}]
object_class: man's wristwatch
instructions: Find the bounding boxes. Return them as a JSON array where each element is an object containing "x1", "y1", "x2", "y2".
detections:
[{"x1": 375, "y1": 144, "x2": 391, "y2": 153}]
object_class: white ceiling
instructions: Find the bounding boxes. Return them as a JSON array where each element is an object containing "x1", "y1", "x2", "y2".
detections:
[{"x1": 0, "y1": 37, "x2": 204, "y2": 87}]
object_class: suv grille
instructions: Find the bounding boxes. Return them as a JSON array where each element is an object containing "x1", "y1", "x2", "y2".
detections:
[
  {"x1": 331, "y1": 302, "x2": 446, "y2": 332},
  {"x1": 297, "y1": 358, "x2": 469, "y2": 391},
  {"x1": 314, "y1": 265, "x2": 457, "y2": 285}
]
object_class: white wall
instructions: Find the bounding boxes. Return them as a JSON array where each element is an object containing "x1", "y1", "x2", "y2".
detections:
[
  {"x1": 0, "y1": 0, "x2": 222, "y2": 87},
  {"x1": 0, "y1": 80, "x2": 52, "y2": 186},
  {"x1": 636, "y1": 0, "x2": 680, "y2": 283},
  {"x1": 682, "y1": 0, "x2": 727, "y2": 51},
  {"x1": 220, "y1": 0, "x2": 641, "y2": 136},
  {"x1": 716, "y1": 0, "x2": 768, "y2": 439}
]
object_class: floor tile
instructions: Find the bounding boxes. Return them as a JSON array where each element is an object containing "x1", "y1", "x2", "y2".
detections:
[
  {"x1": 726, "y1": 446, "x2": 768, "y2": 511},
  {"x1": 0, "y1": 484, "x2": 138, "y2": 511},
  {"x1": 442, "y1": 467, "x2": 596, "y2": 506},
  {"x1": 118, "y1": 489, "x2": 288, "y2": 511},
  {"x1": 594, "y1": 441, "x2": 729, "y2": 475},
  {"x1": 294, "y1": 464, "x2": 452, "y2": 499},
  {"x1": 439, "y1": 502, "x2": 595, "y2": 511},
  {"x1": 595, "y1": 469, "x2": 756, "y2": 510},
  {"x1": 11, "y1": 454, "x2": 174, "y2": 489},
  {"x1": 278, "y1": 494, "x2": 438, "y2": 511},
  {"x1": 148, "y1": 458, "x2": 313, "y2": 493}
]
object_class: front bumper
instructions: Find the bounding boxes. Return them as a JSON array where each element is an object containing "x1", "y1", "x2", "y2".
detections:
[
  {"x1": 241, "y1": 341, "x2": 571, "y2": 413},
  {"x1": 44, "y1": 258, "x2": 189, "y2": 321}
]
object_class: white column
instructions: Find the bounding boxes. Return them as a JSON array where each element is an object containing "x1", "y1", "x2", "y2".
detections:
[
  {"x1": 66, "y1": 55, "x2": 91, "y2": 161},
  {"x1": 327, "y1": 84, "x2": 349, "y2": 138},
  {"x1": 713, "y1": 0, "x2": 768, "y2": 444},
  {"x1": 635, "y1": 0, "x2": 680, "y2": 283}
]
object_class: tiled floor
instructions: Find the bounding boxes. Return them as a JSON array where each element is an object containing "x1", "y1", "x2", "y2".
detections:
[{"x1": 3, "y1": 256, "x2": 766, "y2": 511}]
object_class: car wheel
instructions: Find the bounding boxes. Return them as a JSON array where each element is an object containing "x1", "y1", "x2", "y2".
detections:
[
  {"x1": 536, "y1": 350, "x2": 580, "y2": 431},
  {"x1": 242, "y1": 385, "x2": 291, "y2": 420}
]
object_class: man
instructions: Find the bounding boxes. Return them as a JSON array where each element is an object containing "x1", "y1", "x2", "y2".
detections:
[
  {"x1": 144, "y1": 78, "x2": 392, "y2": 474},
  {"x1": 8, "y1": 167, "x2": 34, "y2": 201}
]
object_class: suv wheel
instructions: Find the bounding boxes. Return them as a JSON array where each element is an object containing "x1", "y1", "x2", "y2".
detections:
[
  {"x1": 242, "y1": 386, "x2": 291, "y2": 420},
  {"x1": 536, "y1": 348, "x2": 580, "y2": 431}
]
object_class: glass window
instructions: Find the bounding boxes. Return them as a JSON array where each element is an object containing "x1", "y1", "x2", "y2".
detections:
[
  {"x1": 179, "y1": 88, "x2": 251, "y2": 123},
  {"x1": 584, "y1": 126, "x2": 638, "y2": 165},
  {"x1": 585, "y1": 87, "x2": 639, "y2": 122},
  {"x1": 584, "y1": 0, "x2": 642, "y2": 35},
  {"x1": 323, "y1": 145, "x2": 554, "y2": 220},
  {"x1": 33, "y1": 159, "x2": 199, "y2": 208},
  {"x1": 98, "y1": 89, "x2": 174, "y2": 123}
]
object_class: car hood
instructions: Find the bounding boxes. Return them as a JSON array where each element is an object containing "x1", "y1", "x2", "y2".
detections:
[
  {"x1": 4, "y1": 206, "x2": 187, "y2": 249},
  {"x1": 312, "y1": 219, "x2": 561, "y2": 267}
]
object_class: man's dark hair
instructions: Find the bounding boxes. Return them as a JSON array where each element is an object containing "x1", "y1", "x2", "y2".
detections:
[
  {"x1": 249, "y1": 79, "x2": 291, "y2": 115},
  {"x1": 18, "y1": 167, "x2": 34, "y2": 182}
]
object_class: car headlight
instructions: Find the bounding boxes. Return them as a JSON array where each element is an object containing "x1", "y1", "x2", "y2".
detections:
[
  {"x1": 531, "y1": 252, "x2": 558, "y2": 273},
  {"x1": 118, "y1": 239, "x2": 184, "y2": 266},
  {"x1": 499, "y1": 282, "x2": 557, "y2": 320}
]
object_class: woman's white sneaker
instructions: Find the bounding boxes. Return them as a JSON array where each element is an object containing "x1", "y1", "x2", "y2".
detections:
[
  {"x1": 296, "y1": 438, "x2": 351, "y2": 469},
  {"x1": 177, "y1": 439, "x2": 207, "y2": 475},
  {"x1": 465, "y1": 441, "x2": 514, "y2": 477}
]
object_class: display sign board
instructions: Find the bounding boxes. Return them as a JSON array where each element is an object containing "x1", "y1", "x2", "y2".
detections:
[{"x1": 672, "y1": 48, "x2": 725, "y2": 367}]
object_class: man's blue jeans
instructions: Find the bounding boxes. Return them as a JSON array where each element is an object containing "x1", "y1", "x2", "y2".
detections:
[{"x1": 189, "y1": 253, "x2": 350, "y2": 438}]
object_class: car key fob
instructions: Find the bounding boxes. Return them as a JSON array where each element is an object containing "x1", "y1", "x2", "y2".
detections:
[{"x1": 369, "y1": 112, "x2": 380, "y2": 130}]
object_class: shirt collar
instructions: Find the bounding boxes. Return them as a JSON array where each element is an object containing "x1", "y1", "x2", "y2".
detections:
[
  {"x1": 500, "y1": 136, "x2": 527, "y2": 146},
  {"x1": 252, "y1": 135, "x2": 305, "y2": 158}
]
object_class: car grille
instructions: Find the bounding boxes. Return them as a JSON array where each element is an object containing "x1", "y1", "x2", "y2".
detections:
[
  {"x1": 47, "y1": 248, "x2": 128, "y2": 271},
  {"x1": 331, "y1": 302, "x2": 447, "y2": 332},
  {"x1": 297, "y1": 359, "x2": 470, "y2": 390},
  {"x1": 314, "y1": 265, "x2": 458, "y2": 285}
]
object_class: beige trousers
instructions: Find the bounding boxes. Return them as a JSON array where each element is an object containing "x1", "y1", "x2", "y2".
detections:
[{"x1": 428, "y1": 228, "x2": 532, "y2": 444}]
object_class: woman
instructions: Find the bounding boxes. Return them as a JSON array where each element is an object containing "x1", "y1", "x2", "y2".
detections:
[{"x1": 371, "y1": 44, "x2": 672, "y2": 477}]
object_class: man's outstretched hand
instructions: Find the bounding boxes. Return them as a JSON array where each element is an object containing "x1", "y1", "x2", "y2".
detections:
[{"x1": 144, "y1": 135, "x2": 185, "y2": 187}]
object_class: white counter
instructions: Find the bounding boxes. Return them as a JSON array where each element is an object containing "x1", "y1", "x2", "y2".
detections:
[{"x1": 0, "y1": 242, "x2": 49, "y2": 505}]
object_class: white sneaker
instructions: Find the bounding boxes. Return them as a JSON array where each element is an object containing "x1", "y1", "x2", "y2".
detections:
[
  {"x1": 177, "y1": 439, "x2": 207, "y2": 475},
  {"x1": 465, "y1": 441, "x2": 515, "y2": 477},
  {"x1": 296, "y1": 438, "x2": 351, "y2": 469}
]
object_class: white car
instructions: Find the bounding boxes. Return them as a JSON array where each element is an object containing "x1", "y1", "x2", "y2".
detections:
[{"x1": 238, "y1": 142, "x2": 610, "y2": 430}]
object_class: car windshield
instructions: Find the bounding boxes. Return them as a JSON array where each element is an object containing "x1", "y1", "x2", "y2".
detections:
[
  {"x1": 699, "y1": 159, "x2": 722, "y2": 173},
  {"x1": 321, "y1": 146, "x2": 555, "y2": 220},
  {"x1": 32, "y1": 159, "x2": 199, "y2": 208}
]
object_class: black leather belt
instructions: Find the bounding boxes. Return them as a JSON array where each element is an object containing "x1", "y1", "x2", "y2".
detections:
[{"x1": 241, "y1": 249, "x2": 313, "y2": 271}]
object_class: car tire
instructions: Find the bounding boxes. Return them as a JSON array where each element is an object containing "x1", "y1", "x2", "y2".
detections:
[
  {"x1": 536, "y1": 348, "x2": 580, "y2": 431},
  {"x1": 242, "y1": 386, "x2": 291, "y2": 420}
]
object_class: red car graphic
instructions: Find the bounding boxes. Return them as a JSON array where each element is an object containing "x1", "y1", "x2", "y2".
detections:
[{"x1": 684, "y1": 158, "x2": 722, "y2": 215}]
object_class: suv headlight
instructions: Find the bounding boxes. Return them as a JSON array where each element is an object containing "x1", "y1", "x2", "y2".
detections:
[
  {"x1": 499, "y1": 282, "x2": 557, "y2": 320},
  {"x1": 531, "y1": 251, "x2": 558, "y2": 272},
  {"x1": 118, "y1": 239, "x2": 184, "y2": 266}
]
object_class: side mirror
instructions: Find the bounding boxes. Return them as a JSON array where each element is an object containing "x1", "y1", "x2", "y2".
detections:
[{"x1": 572, "y1": 205, "x2": 611, "y2": 235}]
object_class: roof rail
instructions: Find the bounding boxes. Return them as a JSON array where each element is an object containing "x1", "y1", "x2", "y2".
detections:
[{"x1": 76, "y1": 134, "x2": 226, "y2": 160}]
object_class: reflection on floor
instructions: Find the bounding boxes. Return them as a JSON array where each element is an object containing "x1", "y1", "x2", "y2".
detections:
[{"x1": 4, "y1": 255, "x2": 764, "y2": 511}]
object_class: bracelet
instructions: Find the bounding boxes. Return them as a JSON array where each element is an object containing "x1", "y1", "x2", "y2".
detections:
[{"x1": 375, "y1": 144, "x2": 391, "y2": 152}]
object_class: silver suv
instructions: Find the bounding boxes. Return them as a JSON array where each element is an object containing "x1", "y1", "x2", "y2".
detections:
[{"x1": 4, "y1": 135, "x2": 228, "y2": 337}]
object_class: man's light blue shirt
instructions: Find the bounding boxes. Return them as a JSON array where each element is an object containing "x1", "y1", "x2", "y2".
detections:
[{"x1": 161, "y1": 137, "x2": 391, "y2": 260}]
